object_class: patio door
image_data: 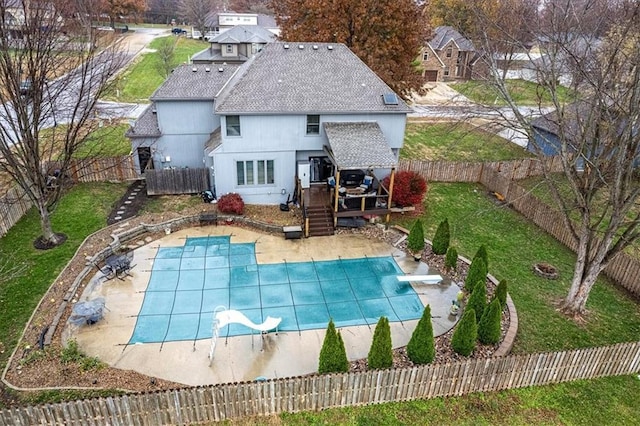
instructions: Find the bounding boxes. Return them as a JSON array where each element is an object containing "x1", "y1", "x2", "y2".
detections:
[{"x1": 308, "y1": 157, "x2": 332, "y2": 183}]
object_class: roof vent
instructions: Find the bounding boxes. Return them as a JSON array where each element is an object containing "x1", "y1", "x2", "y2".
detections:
[
  {"x1": 218, "y1": 67, "x2": 224, "y2": 72},
  {"x1": 298, "y1": 44, "x2": 304, "y2": 49},
  {"x1": 312, "y1": 45, "x2": 318, "y2": 50},
  {"x1": 192, "y1": 67, "x2": 197, "y2": 72},
  {"x1": 327, "y1": 45, "x2": 333, "y2": 50},
  {"x1": 205, "y1": 67, "x2": 211, "y2": 72},
  {"x1": 283, "y1": 44, "x2": 290, "y2": 49}
]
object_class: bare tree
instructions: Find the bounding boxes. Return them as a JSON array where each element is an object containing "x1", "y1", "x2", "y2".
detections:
[
  {"x1": 473, "y1": 0, "x2": 640, "y2": 316},
  {"x1": 156, "y1": 36, "x2": 178, "y2": 77},
  {"x1": 178, "y1": 0, "x2": 215, "y2": 39},
  {"x1": 0, "y1": 0, "x2": 126, "y2": 248}
]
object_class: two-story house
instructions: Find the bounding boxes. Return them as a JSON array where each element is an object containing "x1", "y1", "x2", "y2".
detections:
[
  {"x1": 194, "y1": 11, "x2": 279, "y2": 40},
  {"x1": 191, "y1": 25, "x2": 276, "y2": 65},
  {"x1": 419, "y1": 26, "x2": 478, "y2": 82},
  {"x1": 127, "y1": 42, "x2": 411, "y2": 232}
]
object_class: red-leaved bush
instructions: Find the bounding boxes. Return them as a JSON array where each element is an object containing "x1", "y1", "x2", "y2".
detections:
[
  {"x1": 381, "y1": 171, "x2": 427, "y2": 207},
  {"x1": 217, "y1": 193, "x2": 245, "y2": 214}
]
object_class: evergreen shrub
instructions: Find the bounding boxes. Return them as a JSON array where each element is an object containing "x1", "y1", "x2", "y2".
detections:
[
  {"x1": 406, "y1": 305, "x2": 435, "y2": 364},
  {"x1": 368, "y1": 317, "x2": 393, "y2": 369},
  {"x1": 432, "y1": 218, "x2": 450, "y2": 255},
  {"x1": 318, "y1": 319, "x2": 349, "y2": 373},
  {"x1": 478, "y1": 297, "x2": 502, "y2": 344},
  {"x1": 451, "y1": 308, "x2": 477, "y2": 356}
]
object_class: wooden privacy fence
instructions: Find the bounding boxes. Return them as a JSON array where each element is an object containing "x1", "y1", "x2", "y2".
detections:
[
  {"x1": 146, "y1": 168, "x2": 210, "y2": 195},
  {"x1": 398, "y1": 157, "x2": 564, "y2": 182},
  {"x1": 45, "y1": 156, "x2": 138, "y2": 183},
  {"x1": 1, "y1": 341, "x2": 638, "y2": 425},
  {"x1": 0, "y1": 186, "x2": 32, "y2": 236},
  {"x1": 478, "y1": 166, "x2": 640, "y2": 297}
]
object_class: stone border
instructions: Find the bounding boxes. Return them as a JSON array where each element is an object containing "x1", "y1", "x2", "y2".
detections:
[{"x1": 392, "y1": 225, "x2": 517, "y2": 356}]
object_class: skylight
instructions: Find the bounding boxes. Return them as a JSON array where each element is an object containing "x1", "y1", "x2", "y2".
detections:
[{"x1": 382, "y1": 93, "x2": 399, "y2": 105}]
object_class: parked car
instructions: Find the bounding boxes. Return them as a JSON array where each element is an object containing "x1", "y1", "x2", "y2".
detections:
[
  {"x1": 19, "y1": 80, "x2": 32, "y2": 97},
  {"x1": 172, "y1": 27, "x2": 187, "y2": 35}
]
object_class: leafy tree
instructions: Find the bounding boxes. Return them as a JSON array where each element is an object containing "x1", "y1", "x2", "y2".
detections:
[
  {"x1": 101, "y1": 0, "x2": 148, "y2": 27},
  {"x1": 472, "y1": 1, "x2": 640, "y2": 316},
  {"x1": 464, "y1": 257, "x2": 486, "y2": 293},
  {"x1": 467, "y1": 279, "x2": 486, "y2": 322},
  {"x1": 407, "y1": 219, "x2": 425, "y2": 256},
  {"x1": 368, "y1": 317, "x2": 393, "y2": 369},
  {"x1": 318, "y1": 319, "x2": 349, "y2": 373},
  {"x1": 271, "y1": 0, "x2": 427, "y2": 98},
  {"x1": 451, "y1": 308, "x2": 477, "y2": 356},
  {"x1": 432, "y1": 218, "x2": 450, "y2": 255},
  {"x1": 473, "y1": 244, "x2": 489, "y2": 270},
  {"x1": 406, "y1": 305, "x2": 435, "y2": 364},
  {"x1": 426, "y1": 0, "x2": 476, "y2": 35},
  {"x1": 0, "y1": 1, "x2": 124, "y2": 247},
  {"x1": 478, "y1": 297, "x2": 502, "y2": 345},
  {"x1": 494, "y1": 279, "x2": 508, "y2": 309},
  {"x1": 445, "y1": 246, "x2": 458, "y2": 271},
  {"x1": 381, "y1": 171, "x2": 428, "y2": 207}
]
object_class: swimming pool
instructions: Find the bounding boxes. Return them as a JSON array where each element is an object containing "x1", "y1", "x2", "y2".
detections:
[{"x1": 129, "y1": 236, "x2": 425, "y2": 344}]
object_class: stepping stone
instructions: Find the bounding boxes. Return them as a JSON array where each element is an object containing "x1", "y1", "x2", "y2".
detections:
[
  {"x1": 114, "y1": 216, "x2": 122, "y2": 220},
  {"x1": 128, "y1": 196, "x2": 136, "y2": 200},
  {"x1": 124, "y1": 201, "x2": 132, "y2": 204}
]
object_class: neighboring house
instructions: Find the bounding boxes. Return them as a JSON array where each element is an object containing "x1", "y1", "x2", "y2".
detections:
[
  {"x1": 419, "y1": 26, "x2": 479, "y2": 82},
  {"x1": 191, "y1": 25, "x2": 276, "y2": 65},
  {"x1": 3, "y1": 0, "x2": 59, "y2": 40},
  {"x1": 193, "y1": 11, "x2": 279, "y2": 40},
  {"x1": 127, "y1": 42, "x2": 411, "y2": 210}
]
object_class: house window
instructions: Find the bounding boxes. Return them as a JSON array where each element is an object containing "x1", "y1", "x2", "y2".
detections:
[
  {"x1": 444, "y1": 68, "x2": 450, "y2": 76},
  {"x1": 306, "y1": 115, "x2": 320, "y2": 134},
  {"x1": 257, "y1": 160, "x2": 275, "y2": 184},
  {"x1": 237, "y1": 160, "x2": 274, "y2": 185},
  {"x1": 422, "y1": 52, "x2": 429, "y2": 61},
  {"x1": 225, "y1": 44, "x2": 233, "y2": 53},
  {"x1": 446, "y1": 48, "x2": 452, "y2": 58},
  {"x1": 226, "y1": 115, "x2": 240, "y2": 136}
]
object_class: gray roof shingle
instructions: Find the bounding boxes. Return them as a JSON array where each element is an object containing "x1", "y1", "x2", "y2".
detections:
[
  {"x1": 211, "y1": 25, "x2": 276, "y2": 44},
  {"x1": 429, "y1": 26, "x2": 475, "y2": 52},
  {"x1": 126, "y1": 104, "x2": 161, "y2": 138},
  {"x1": 151, "y1": 63, "x2": 240, "y2": 100},
  {"x1": 324, "y1": 122, "x2": 397, "y2": 169},
  {"x1": 215, "y1": 42, "x2": 412, "y2": 114}
]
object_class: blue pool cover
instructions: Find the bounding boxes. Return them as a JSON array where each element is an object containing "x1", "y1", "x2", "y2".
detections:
[{"x1": 129, "y1": 236, "x2": 425, "y2": 343}]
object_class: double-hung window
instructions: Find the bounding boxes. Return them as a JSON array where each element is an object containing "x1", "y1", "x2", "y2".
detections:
[
  {"x1": 237, "y1": 160, "x2": 274, "y2": 186},
  {"x1": 226, "y1": 115, "x2": 241, "y2": 136},
  {"x1": 306, "y1": 115, "x2": 320, "y2": 135}
]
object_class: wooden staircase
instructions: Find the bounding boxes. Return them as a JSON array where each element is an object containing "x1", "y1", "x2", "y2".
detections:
[{"x1": 306, "y1": 204, "x2": 334, "y2": 237}]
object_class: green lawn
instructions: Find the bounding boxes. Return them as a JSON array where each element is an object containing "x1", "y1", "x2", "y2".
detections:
[
  {"x1": 104, "y1": 36, "x2": 208, "y2": 102},
  {"x1": 225, "y1": 375, "x2": 640, "y2": 425},
  {"x1": 393, "y1": 182, "x2": 640, "y2": 353},
  {"x1": 453, "y1": 79, "x2": 574, "y2": 106},
  {"x1": 402, "y1": 122, "x2": 533, "y2": 161},
  {"x1": 74, "y1": 123, "x2": 131, "y2": 158},
  {"x1": 0, "y1": 183, "x2": 127, "y2": 375}
]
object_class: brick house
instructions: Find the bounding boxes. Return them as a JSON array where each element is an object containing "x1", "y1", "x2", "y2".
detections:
[{"x1": 419, "y1": 26, "x2": 479, "y2": 82}]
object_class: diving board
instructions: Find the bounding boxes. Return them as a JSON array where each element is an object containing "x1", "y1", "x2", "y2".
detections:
[{"x1": 397, "y1": 275, "x2": 443, "y2": 284}]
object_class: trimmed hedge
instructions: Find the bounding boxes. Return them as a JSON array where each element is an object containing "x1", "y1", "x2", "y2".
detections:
[
  {"x1": 495, "y1": 279, "x2": 508, "y2": 308},
  {"x1": 464, "y1": 257, "x2": 487, "y2": 293},
  {"x1": 445, "y1": 246, "x2": 458, "y2": 270},
  {"x1": 467, "y1": 279, "x2": 487, "y2": 322},
  {"x1": 407, "y1": 219, "x2": 425, "y2": 255}
]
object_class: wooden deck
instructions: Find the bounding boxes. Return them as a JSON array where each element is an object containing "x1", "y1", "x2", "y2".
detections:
[{"x1": 303, "y1": 183, "x2": 391, "y2": 220}]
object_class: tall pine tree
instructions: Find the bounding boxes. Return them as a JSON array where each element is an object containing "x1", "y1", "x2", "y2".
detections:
[
  {"x1": 368, "y1": 317, "x2": 393, "y2": 369},
  {"x1": 318, "y1": 319, "x2": 349, "y2": 373},
  {"x1": 407, "y1": 305, "x2": 435, "y2": 364}
]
